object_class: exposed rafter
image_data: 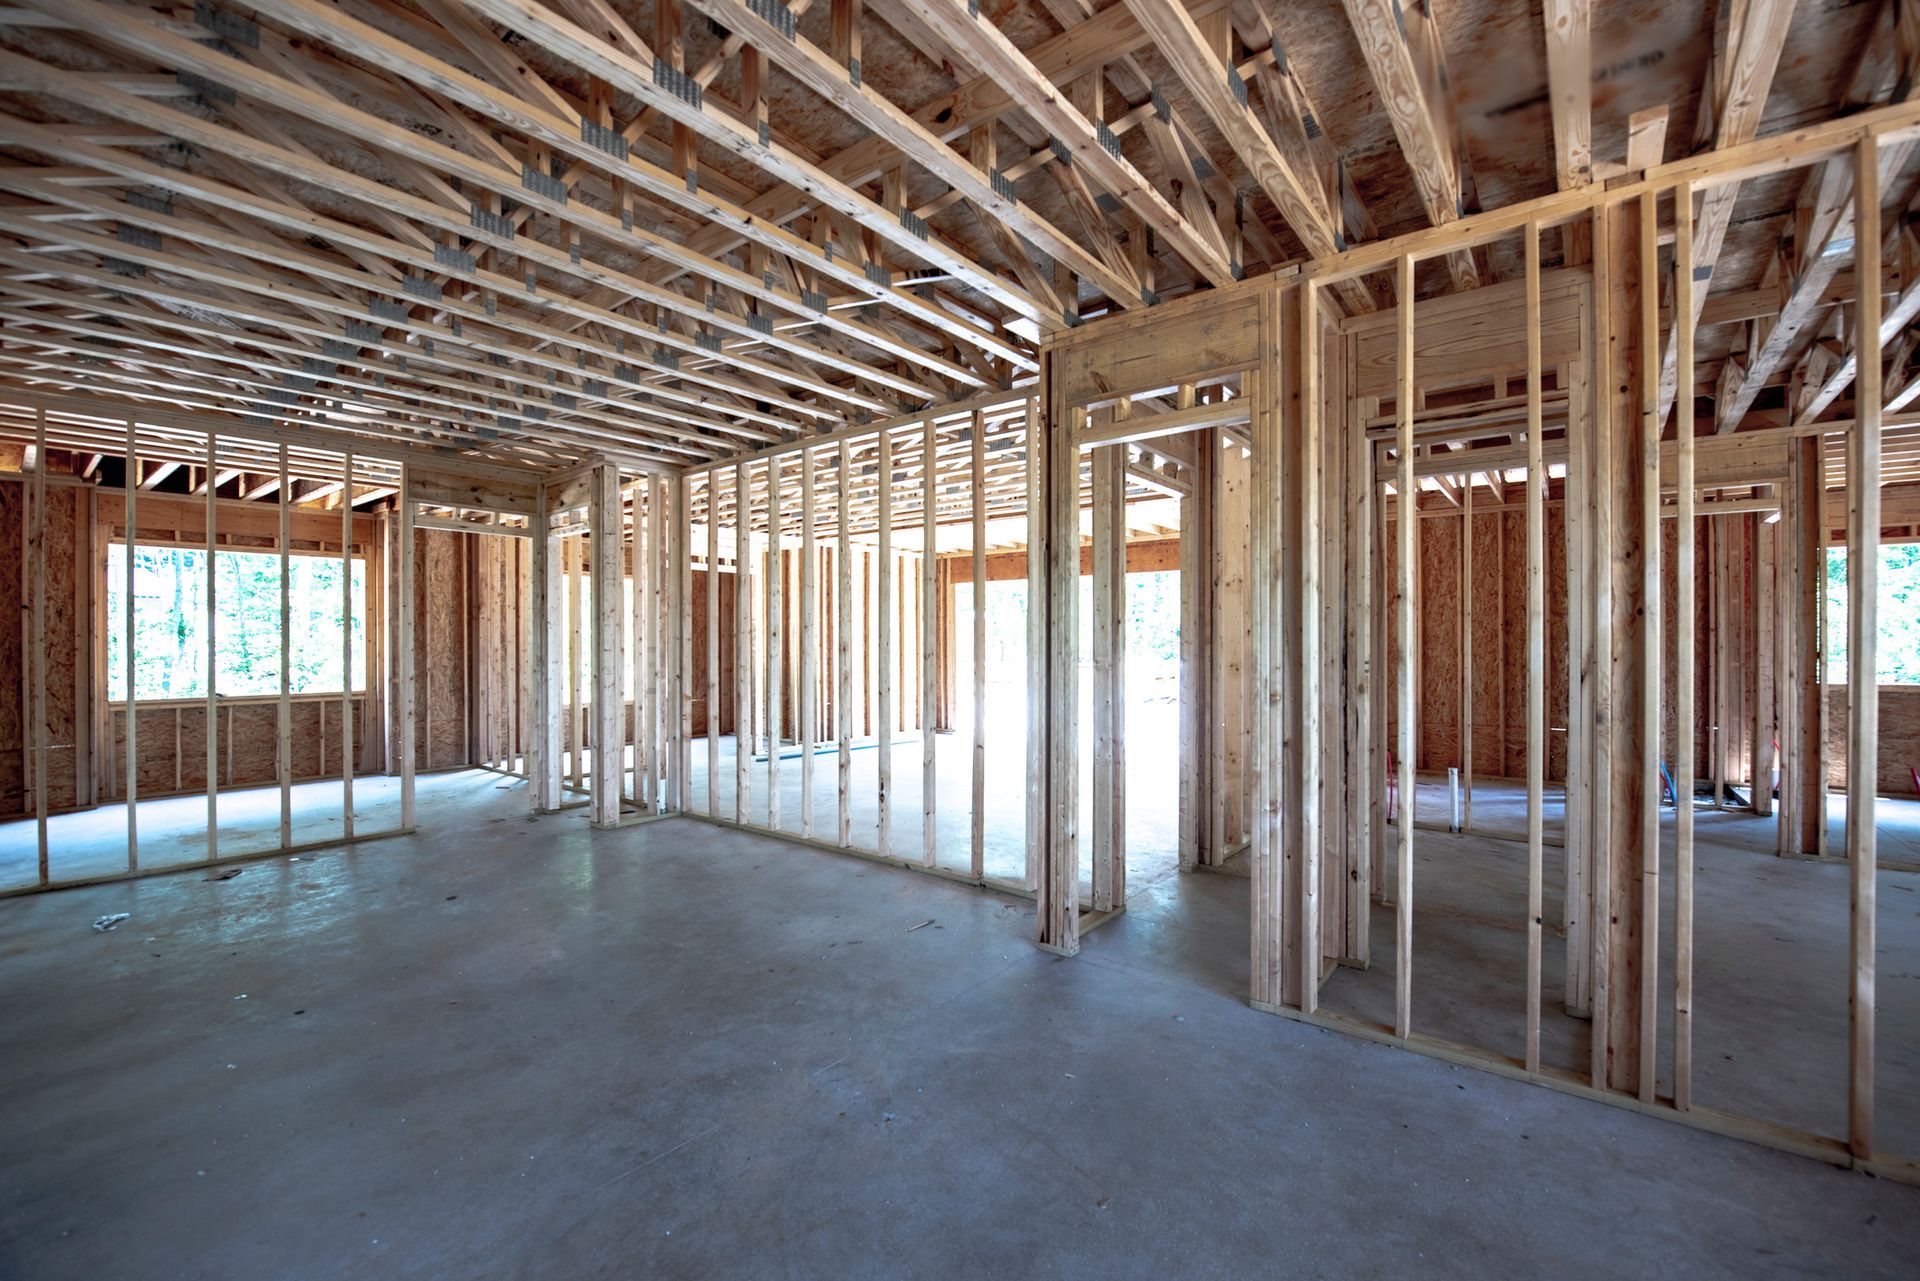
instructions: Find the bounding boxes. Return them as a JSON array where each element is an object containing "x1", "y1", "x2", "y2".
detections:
[
  {"x1": 1656, "y1": 0, "x2": 1797, "y2": 426},
  {"x1": 1336, "y1": 0, "x2": 1479, "y2": 291}
]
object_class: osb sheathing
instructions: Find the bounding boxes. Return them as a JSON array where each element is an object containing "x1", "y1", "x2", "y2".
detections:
[
  {"x1": 467, "y1": 533, "x2": 530, "y2": 767},
  {"x1": 1397, "y1": 503, "x2": 1758, "y2": 787},
  {"x1": 107, "y1": 697, "x2": 370, "y2": 799},
  {"x1": 1393, "y1": 501, "x2": 1859, "y2": 797},
  {"x1": 1404, "y1": 505, "x2": 1571, "y2": 783},
  {"x1": 0, "y1": 478, "x2": 86, "y2": 817},
  {"x1": 1827, "y1": 687, "x2": 1920, "y2": 796},
  {"x1": 410, "y1": 527, "x2": 470, "y2": 771}
]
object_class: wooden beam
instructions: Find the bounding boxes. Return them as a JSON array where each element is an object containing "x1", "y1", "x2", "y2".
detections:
[
  {"x1": 1394, "y1": 254, "x2": 1415, "y2": 1038},
  {"x1": 1090, "y1": 423, "x2": 1124, "y2": 912},
  {"x1": 1523, "y1": 220, "x2": 1545, "y2": 1075},
  {"x1": 1673, "y1": 184, "x2": 1698, "y2": 1109},
  {"x1": 838, "y1": 441, "x2": 854, "y2": 848},
  {"x1": 114, "y1": 422, "x2": 136, "y2": 867},
  {"x1": 910, "y1": 0, "x2": 1234, "y2": 289},
  {"x1": 1299, "y1": 278, "x2": 1322, "y2": 1013},
  {"x1": 242, "y1": 0, "x2": 1046, "y2": 336},
  {"x1": 530, "y1": 482, "x2": 560, "y2": 812},
  {"x1": 767, "y1": 455, "x2": 783, "y2": 830},
  {"x1": 1075, "y1": 396, "x2": 1251, "y2": 449},
  {"x1": 0, "y1": 27, "x2": 944, "y2": 418},
  {"x1": 969, "y1": 411, "x2": 987, "y2": 880},
  {"x1": 1338, "y1": 0, "x2": 1479, "y2": 291},
  {"x1": 675, "y1": 474, "x2": 691, "y2": 808},
  {"x1": 801, "y1": 448, "x2": 818, "y2": 838},
  {"x1": 29, "y1": 408, "x2": 48, "y2": 882},
  {"x1": 1121, "y1": 0, "x2": 1338, "y2": 262},
  {"x1": 1655, "y1": 0, "x2": 1796, "y2": 421},
  {"x1": 1846, "y1": 133, "x2": 1881, "y2": 1162},
  {"x1": 922, "y1": 418, "x2": 938, "y2": 866},
  {"x1": 1039, "y1": 368, "x2": 1079, "y2": 952},
  {"x1": 203, "y1": 429, "x2": 217, "y2": 863},
  {"x1": 1025, "y1": 398, "x2": 1045, "y2": 893},
  {"x1": 340, "y1": 453, "x2": 355, "y2": 839},
  {"x1": 1717, "y1": 126, "x2": 1915, "y2": 432},
  {"x1": 1798, "y1": 227, "x2": 1920, "y2": 422},
  {"x1": 876, "y1": 429, "x2": 893, "y2": 856},
  {"x1": 1636, "y1": 193, "x2": 1661, "y2": 1104},
  {"x1": 1543, "y1": 0, "x2": 1593, "y2": 191},
  {"x1": 735, "y1": 461, "x2": 752, "y2": 823},
  {"x1": 590, "y1": 464, "x2": 623, "y2": 826}
]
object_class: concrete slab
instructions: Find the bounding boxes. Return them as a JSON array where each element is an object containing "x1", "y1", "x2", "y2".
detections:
[{"x1": 2, "y1": 786, "x2": 1916, "y2": 1278}]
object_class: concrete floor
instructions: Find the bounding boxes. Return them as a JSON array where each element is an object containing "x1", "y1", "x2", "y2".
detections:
[
  {"x1": 2, "y1": 778, "x2": 1918, "y2": 1278},
  {"x1": 686, "y1": 690, "x2": 1182, "y2": 897},
  {"x1": 1338, "y1": 782, "x2": 1920, "y2": 1156},
  {"x1": 0, "y1": 771, "x2": 518, "y2": 893}
]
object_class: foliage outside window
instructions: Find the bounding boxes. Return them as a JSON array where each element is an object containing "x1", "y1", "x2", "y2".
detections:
[
  {"x1": 1824, "y1": 542, "x2": 1920, "y2": 686},
  {"x1": 106, "y1": 544, "x2": 367, "y2": 701}
]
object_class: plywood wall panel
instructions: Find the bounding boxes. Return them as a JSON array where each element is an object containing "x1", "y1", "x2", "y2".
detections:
[
  {"x1": 1403, "y1": 498, "x2": 1574, "y2": 785},
  {"x1": 0, "y1": 479, "x2": 23, "y2": 814}
]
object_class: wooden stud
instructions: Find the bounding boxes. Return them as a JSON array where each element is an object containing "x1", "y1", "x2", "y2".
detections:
[
  {"x1": 1524, "y1": 221, "x2": 1546, "y2": 1074},
  {"x1": 1351, "y1": 401, "x2": 1374, "y2": 964},
  {"x1": 1714, "y1": 520, "x2": 1728, "y2": 808},
  {"x1": 636, "y1": 481, "x2": 654, "y2": 811},
  {"x1": 838, "y1": 441, "x2": 853, "y2": 847},
  {"x1": 653, "y1": 477, "x2": 670, "y2": 808},
  {"x1": 1460, "y1": 463, "x2": 1473, "y2": 830},
  {"x1": 1041, "y1": 365, "x2": 1080, "y2": 953},
  {"x1": 1754, "y1": 518, "x2": 1776, "y2": 820},
  {"x1": 1846, "y1": 133, "x2": 1880, "y2": 1161},
  {"x1": 922, "y1": 417, "x2": 937, "y2": 866},
  {"x1": 1637, "y1": 192, "x2": 1661, "y2": 1103},
  {"x1": 1090, "y1": 432, "x2": 1123, "y2": 912},
  {"x1": 277, "y1": 443, "x2": 291, "y2": 850},
  {"x1": 735, "y1": 460, "x2": 752, "y2": 822},
  {"x1": 341, "y1": 453, "x2": 355, "y2": 839},
  {"x1": 204, "y1": 430, "x2": 217, "y2": 863},
  {"x1": 970, "y1": 410, "x2": 987, "y2": 881},
  {"x1": 1177, "y1": 422, "x2": 1209, "y2": 874},
  {"x1": 1251, "y1": 295, "x2": 1282, "y2": 1005},
  {"x1": 877, "y1": 427, "x2": 893, "y2": 856},
  {"x1": 676, "y1": 473, "x2": 692, "y2": 809},
  {"x1": 1588, "y1": 203, "x2": 1615, "y2": 1085},
  {"x1": 801, "y1": 449, "x2": 817, "y2": 837},
  {"x1": 1395, "y1": 254, "x2": 1416, "y2": 1039},
  {"x1": 1025, "y1": 397, "x2": 1044, "y2": 892},
  {"x1": 767, "y1": 454, "x2": 783, "y2": 829},
  {"x1": 529, "y1": 481, "x2": 560, "y2": 813},
  {"x1": 707, "y1": 477, "x2": 719, "y2": 814},
  {"x1": 1674, "y1": 183, "x2": 1697, "y2": 1109},
  {"x1": 31, "y1": 408, "x2": 48, "y2": 882},
  {"x1": 590, "y1": 464, "x2": 623, "y2": 827},
  {"x1": 399, "y1": 462, "x2": 416, "y2": 829},
  {"x1": 126, "y1": 420, "x2": 139, "y2": 870},
  {"x1": 568, "y1": 534, "x2": 583, "y2": 790},
  {"x1": 632, "y1": 480, "x2": 646, "y2": 808},
  {"x1": 1301, "y1": 279, "x2": 1323, "y2": 1012}
]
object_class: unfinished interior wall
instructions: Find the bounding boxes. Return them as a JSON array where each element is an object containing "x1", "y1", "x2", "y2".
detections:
[
  {"x1": 1030, "y1": 115, "x2": 1909, "y2": 1179},
  {"x1": 98, "y1": 490, "x2": 378, "y2": 800},
  {"x1": 0, "y1": 475, "x2": 86, "y2": 816},
  {"x1": 676, "y1": 398, "x2": 1037, "y2": 882},
  {"x1": 1827, "y1": 687, "x2": 1920, "y2": 794},
  {"x1": 0, "y1": 477, "x2": 413, "y2": 815},
  {"x1": 464, "y1": 529, "x2": 528, "y2": 773},
  {"x1": 1409, "y1": 503, "x2": 1572, "y2": 781}
]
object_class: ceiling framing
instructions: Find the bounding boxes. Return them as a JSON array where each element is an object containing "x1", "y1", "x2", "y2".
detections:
[{"x1": 0, "y1": 0, "x2": 1912, "y2": 485}]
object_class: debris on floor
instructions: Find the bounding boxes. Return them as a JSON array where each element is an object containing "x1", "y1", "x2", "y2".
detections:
[
  {"x1": 91, "y1": 913, "x2": 130, "y2": 932},
  {"x1": 204, "y1": 867, "x2": 243, "y2": 882},
  {"x1": 905, "y1": 919, "x2": 935, "y2": 932}
]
